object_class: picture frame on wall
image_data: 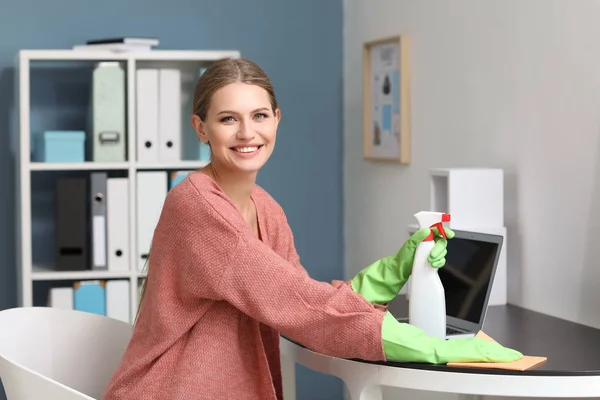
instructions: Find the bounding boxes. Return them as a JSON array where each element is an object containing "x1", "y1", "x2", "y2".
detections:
[{"x1": 363, "y1": 35, "x2": 411, "y2": 163}]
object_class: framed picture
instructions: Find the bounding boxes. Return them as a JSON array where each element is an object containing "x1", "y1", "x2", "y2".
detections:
[{"x1": 363, "y1": 35, "x2": 411, "y2": 163}]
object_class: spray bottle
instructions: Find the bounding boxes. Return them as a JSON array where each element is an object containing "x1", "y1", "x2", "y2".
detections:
[{"x1": 408, "y1": 211, "x2": 451, "y2": 340}]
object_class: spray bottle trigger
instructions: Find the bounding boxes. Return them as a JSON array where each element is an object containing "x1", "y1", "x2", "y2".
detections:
[{"x1": 430, "y1": 222, "x2": 447, "y2": 239}]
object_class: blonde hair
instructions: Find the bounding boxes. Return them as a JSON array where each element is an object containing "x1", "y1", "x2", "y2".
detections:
[
  {"x1": 135, "y1": 57, "x2": 278, "y2": 323},
  {"x1": 192, "y1": 57, "x2": 278, "y2": 120}
]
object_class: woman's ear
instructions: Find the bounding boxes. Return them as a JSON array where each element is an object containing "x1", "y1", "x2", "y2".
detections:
[
  {"x1": 274, "y1": 108, "x2": 281, "y2": 129},
  {"x1": 191, "y1": 114, "x2": 209, "y2": 144}
]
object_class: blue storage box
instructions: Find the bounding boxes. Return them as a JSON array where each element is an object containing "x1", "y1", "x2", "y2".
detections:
[{"x1": 35, "y1": 130, "x2": 86, "y2": 163}]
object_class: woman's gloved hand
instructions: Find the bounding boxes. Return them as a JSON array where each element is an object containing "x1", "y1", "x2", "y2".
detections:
[
  {"x1": 351, "y1": 226, "x2": 454, "y2": 305},
  {"x1": 381, "y1": 311, "x2": 523, "y2": 364}
]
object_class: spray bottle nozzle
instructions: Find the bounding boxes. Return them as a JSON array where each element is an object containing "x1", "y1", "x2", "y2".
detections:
[{"x1": 414, "y1": 212, "x2": 451, "y2": 241}]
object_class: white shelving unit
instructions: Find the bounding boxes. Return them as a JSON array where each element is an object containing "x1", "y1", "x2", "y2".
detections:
[{"x1": 14, "y1": 49, "x2": 241, "y2": 319}]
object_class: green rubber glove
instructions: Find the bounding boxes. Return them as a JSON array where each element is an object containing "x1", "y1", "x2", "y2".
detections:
[
  {"x1": 381, "y1": 311, "x2": 523, "y2": 364},
  {"x1": 351, "y1": 226, "x2": 454, "y2": 304}
]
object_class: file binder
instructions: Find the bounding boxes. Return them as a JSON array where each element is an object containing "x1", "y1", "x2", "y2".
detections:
[
  {"x1": 106, "y1": 280, "x2": 130, "y2": 323},
  {"x1": 55, "y1": 177, "x2": 88, "y2": 271},
  {"x1": 92, "y1": 62, "x2": 126, "y2": 162},
  {"x1": 136, "y1": 68, "x2": 159, "y2": 162},
  {"x1": 90, "y1": 172, "x2": 107, "y2": 270},
  {"x1": 48, "y1": 287, "x2": 74, "y2": 310},
  {"x1": 136, "y1": 171, "x2": 168, "y2": 270},
  {"x1": 107, "y1": 177, "x2": 129, "y2": 272},
  {"x1": 158, "y1": 68, "x2": 182, "y2": 162}
]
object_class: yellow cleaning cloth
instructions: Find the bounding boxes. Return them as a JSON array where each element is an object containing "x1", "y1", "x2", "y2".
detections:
[{"x1": 447, "y1": 331, "x2": 547, "y2": 371}]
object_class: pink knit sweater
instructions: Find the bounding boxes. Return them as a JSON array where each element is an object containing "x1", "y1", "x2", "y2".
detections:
[{"x1": 102, "y1": 171, "x2": 386, "y2": 400}]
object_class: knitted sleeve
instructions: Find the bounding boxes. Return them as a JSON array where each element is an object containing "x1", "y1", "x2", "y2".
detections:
[
  {"x1": 278, "y1": 209, "x2": 390, "y2": 312},
  {"x1": 151, "y1": 179, "x2": 386, "y2": 362}
]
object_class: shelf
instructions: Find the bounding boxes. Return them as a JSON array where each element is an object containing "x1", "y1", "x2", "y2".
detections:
[
  {"x1": 16, "y1": 48, "x2": 235, "y2": 317},
  {"x1": 131, "y1": 50, "x2": 240, "y2": 61},
  {"x1": 28, "y1": 160, "x2": 209, "y2": 171},
  {"x1": 20, "y1": 49, "x2": 240, "y2": 62},
  {"x1": 31, "y1": 264, "x2": 133, "y2": 281},
  {"x1": 29, "y1": 162, "x2": 131, "y2": 171},
  {"x1": 136, "y1": 160, "x2": 209, "y2": 170}
]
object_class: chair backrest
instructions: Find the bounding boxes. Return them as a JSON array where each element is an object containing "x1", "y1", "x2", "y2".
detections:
[{"x1": 0, "y1": 307, "x2": 133, "y2": 399}]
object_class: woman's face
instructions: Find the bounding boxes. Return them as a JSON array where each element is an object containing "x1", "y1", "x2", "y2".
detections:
[{"x1": 192, "y1": 82, "x2": 280, "y2": 175}]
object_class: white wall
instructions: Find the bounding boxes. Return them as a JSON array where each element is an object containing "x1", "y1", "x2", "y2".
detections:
[{"x1": 344, "y1": 0, "x2": 600, "y2": 332}]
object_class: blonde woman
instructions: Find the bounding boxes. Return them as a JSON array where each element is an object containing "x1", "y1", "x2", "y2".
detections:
[{"x1": 102, "y1": 58, "x2": 521, "y2": 400}]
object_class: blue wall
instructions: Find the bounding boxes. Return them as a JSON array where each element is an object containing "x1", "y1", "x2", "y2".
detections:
[{"x1": 0, "y1": 1, "x2": 344, "y2": 399}]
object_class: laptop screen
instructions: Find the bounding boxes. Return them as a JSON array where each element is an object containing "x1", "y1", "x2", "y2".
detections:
[{"x1": 438, "y1": 234, "x2": 500, "y2": 324}]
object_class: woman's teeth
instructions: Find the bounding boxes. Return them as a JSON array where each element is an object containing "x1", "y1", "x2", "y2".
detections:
[{"x1": 233, "y1": 146, "x2": 259, "y2": 153}]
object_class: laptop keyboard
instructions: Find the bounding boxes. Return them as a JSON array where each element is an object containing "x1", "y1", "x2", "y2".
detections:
[{"x1": 446, "y1": 326, "x2": 464, "y2": 335}]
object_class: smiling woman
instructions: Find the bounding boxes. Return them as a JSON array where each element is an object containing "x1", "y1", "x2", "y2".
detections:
[
  {"x1": 100, "y1": 58, "x2": 519, "y2": 400},
  {"x1": 100, "y1": 58, "x2": 388, "y2": 400}
]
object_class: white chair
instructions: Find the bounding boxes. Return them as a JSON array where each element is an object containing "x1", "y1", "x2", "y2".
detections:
[{"x1": 0, "y1": 306, "x2": 133, "y2": 400}]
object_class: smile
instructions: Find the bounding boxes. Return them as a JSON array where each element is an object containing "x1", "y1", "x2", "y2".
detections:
[{"x1": 230, "y1": 145, "x2": 264, "y2": 153}]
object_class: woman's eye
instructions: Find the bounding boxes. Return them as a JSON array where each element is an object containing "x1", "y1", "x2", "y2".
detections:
[
  {"x1": 220, "y1": 116, "x2": 235, "y2": 123},
  {"x1": 254, "y1": 113, "x2": 267, "y2": 120}
]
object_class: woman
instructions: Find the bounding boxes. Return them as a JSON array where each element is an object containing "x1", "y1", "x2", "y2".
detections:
[{"x1": 102, "y1": 58, "x2": 521, "y2": 400}]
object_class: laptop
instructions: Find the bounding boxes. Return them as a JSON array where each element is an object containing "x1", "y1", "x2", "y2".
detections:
[{"x1": 399, "y1": 228, "x2": 504, "y2": 339}]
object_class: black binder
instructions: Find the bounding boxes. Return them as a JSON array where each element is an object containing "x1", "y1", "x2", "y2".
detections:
[{"x1": 55, "y1": 177, "x2": 88, "y2": 270}]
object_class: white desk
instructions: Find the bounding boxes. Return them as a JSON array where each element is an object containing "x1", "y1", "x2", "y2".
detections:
[{"x1": 281, "y1": 300, "x2": 600, "y2": 399}]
